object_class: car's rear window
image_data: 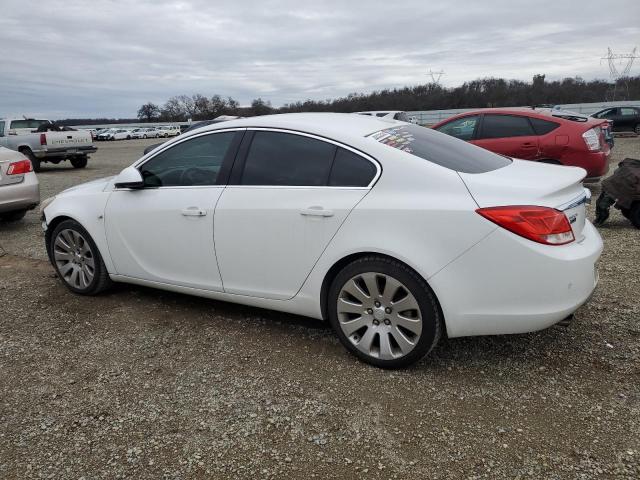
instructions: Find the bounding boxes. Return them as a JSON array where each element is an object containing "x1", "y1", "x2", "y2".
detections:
[
  {"x1": 368, "y1": 124, "x2": 511, "y2": 174},
  {"x1": 9, "y1": 119, "x2": 50, "y2": 130}
]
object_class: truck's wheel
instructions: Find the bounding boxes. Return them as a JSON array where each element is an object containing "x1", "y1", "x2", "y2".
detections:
[
  {"x1": 21, "y1": 149, "x2": 41, "y2": 172},
  {"x1": 71, "y1": 156, "x2": 88, "y2": 169}
]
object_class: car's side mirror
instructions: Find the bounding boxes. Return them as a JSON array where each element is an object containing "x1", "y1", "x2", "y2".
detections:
[{"x1": 114, "y1": 166, "x2": 144, "y2": 189}]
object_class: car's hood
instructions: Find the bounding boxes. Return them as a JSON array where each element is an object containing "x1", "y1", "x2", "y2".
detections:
[{"x1": 59, "y1": 176, "x2": 115, "y2": 197}]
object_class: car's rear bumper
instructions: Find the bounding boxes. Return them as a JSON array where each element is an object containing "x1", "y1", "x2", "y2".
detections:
[
  {"x1": 562, "y1": 150, "x2": 610, "y2": 182},
  {"x1": 35, "y1": 146, "x2": 97, "y2": 158},
  {"x1": 429, "y1": 220, "x2": 603, "y2": 338},
  {"x1": 0, "y1": 172, "x2": 40, "y2": 213}
]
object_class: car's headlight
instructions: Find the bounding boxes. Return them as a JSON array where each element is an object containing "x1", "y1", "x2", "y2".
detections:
[{"x1": 39, "y1": 196, "x2": 57, "y2": 215}]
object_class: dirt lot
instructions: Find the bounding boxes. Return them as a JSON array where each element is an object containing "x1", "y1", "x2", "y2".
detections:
[{"x1": 1, "y1": 138, "x2": 639, "y2": 479}]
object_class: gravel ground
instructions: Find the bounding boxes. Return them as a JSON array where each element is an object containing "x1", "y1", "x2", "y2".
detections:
[{"x1": 0, "y1": 138, "x2": 639, "y2": 479}]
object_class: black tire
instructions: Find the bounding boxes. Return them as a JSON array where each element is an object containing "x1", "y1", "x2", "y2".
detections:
[
  {"x1": 22, "y1": 149, "x2": 41, "y2": 172},
  {"x1": 629, "y1": 202, "x2": 640, "y2": 229},
  {"x1": 634, "y1": 123, "x2": 640, "y2": 135},
  {"x1": 70, "y1": 156, "x2": 88, "y2": 169},
  {"x1": 142, "y1": 135, "x2": 147, "y2": 139},
  {"x1": 126, "y1": 135, "x2": 131, "y2": 140},
  {"x1": 328, "y1": 256, "x2": 442, "y2": 368},
  {"x1": 49, "y1": 219, "x2": 112, "y2": 295},
  {"x1": 0, "y1": 210, "x2": 27, "y2": 222}
]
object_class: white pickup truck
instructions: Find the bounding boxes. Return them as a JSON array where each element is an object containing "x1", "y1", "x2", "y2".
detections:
[{"x1": 0, "y1": 118, "x2": 97, "y2": 172}]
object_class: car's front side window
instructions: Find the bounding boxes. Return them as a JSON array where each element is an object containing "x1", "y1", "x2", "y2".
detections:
[
  {"x1": 435, "y1": 115, "x2": 479, "y2": 141},
  {"x1": 599, "y1": 108, "x2": 618, "y2": 118},
  {"x1": 140, "y1": 132, "x2": 236, "y2": 187},
  {"x1": 0, "y1": 121, "x2": 5, "y2": 137},
  {"x1": 241, "y1": 131, "x2": 336, "y2": 186}
]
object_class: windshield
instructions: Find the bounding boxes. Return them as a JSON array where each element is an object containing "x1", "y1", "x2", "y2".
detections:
[{"x1": 368, "y1": 124, "x2": 511, "y2": 174}]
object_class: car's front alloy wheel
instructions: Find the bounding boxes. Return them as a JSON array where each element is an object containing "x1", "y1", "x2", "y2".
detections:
[
  {"x1": 329, "y1": 256, "x2": 441, "y2": 368},
  {"x1": 50, "y1": 220, "x2": 112, "y2": 295}
]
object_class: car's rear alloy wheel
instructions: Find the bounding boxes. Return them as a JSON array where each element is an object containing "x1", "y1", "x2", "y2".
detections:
[
  {"x1": 51, "y1": 220, "x2": 112, "y2": 295},
  {"x1": 329, "y1": 257, "x2": 441, "y2": 368}
]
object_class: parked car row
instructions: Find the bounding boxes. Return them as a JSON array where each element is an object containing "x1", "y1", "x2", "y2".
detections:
[{"x1": 94, "y1": 125, "x2": 181, "y2": 141}]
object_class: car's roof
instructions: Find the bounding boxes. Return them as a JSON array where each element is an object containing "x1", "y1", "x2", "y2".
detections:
[
  {"x1": 434, "y1": 107, "x2": 604, "y2": 126},
  {"x1": 355, "y1": 111, "x2": 402, "y2": 115},
  {"x1": 193, "y1": 112, "x2": 403, "y2": 140}
]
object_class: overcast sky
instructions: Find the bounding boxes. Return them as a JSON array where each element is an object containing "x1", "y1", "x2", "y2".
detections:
[{"x1": 1, "y1": 0, "x2": 639, "y2": 119}]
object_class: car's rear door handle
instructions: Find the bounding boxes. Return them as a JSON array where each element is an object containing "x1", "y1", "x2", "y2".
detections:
[
  {"x1": 300, "y1": 206, "x2": 334, "y2": 217},
  {"x1": 521, "y1": 142, "x2": 536, "y2": 148},
  {"x1": 181, "y1": 207, "x2": 207, "y2": 217}
]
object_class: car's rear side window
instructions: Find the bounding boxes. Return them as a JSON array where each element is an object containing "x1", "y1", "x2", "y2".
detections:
[
  {"x1": 0, "y1": 121, "x2": 4, "y2": 137},
  {"x1": 369, "y1": 124, "x2": 511, "y2": 174},
  {"x1": 478, "y1": 114, "x2": 535, "y2": 139},
  {"x1": 529, "y1": 117, "x2": 560, "y2": 135},
  {"x1": 241, "y1": 131, "x2": 336, "y2": 186},
  {"x1": 329, "y1": 148, "x2": 377, "y2": 187}
]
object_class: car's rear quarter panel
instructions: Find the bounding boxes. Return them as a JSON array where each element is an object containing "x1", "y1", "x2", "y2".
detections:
[{"x1": 297, "y1": 145, "x2": 495, "y2": 319}]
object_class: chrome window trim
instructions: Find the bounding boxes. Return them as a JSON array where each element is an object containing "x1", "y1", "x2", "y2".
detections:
[{"x1": 129, "y1": 126, "x2": 382, "y2": 190}]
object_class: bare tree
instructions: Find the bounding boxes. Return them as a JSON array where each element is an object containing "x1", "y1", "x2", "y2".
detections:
[{"x1": 136, "y1": 102, "x2": 161, "y2": 122}]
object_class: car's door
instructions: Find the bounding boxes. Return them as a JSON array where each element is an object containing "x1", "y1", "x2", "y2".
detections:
[
  {"x1": 619, "y1": 107, "x2": 638, "y2": 131},
  {"x1": 105, "y1": 129, "x2": 243, "y2": 290},
  {"x1": 214, "y1": 129, "x2": 379, "y2": 300},
  {"x1": 473, "y1": 114, "x2": 540, "y2": 160}
]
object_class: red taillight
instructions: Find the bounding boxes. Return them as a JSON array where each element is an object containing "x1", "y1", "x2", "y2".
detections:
[
  {"x1": 477, "y1": 206, "x2": 575, "y2": 245},
  {"x1": 6, "y1": 159, "x2": 33, "y2": 175},
  {"x1": 40, "y1": 133, "x2": 47, "y2": 145}
]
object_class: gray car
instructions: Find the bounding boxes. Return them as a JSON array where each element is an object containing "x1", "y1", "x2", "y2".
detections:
[{"x1": 0, "y1": 145, "x2": 40, "y2": 221}]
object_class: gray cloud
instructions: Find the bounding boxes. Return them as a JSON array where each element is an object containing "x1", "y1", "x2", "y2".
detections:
[{"x1": 1, "y1": 0, "x2": 638, "y2": 118}]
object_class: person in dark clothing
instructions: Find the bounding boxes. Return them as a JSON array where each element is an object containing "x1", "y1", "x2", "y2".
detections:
[{"x1": 594, "y1": 158, "x2": 640, "y2": 228}]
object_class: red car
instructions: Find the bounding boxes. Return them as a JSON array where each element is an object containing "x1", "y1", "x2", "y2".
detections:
[{"x1": 432, "y1": 108, "x2": 612, "y2": 181}]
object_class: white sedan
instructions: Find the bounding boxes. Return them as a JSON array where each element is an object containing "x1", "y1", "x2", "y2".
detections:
[
  {"x1": 131, "y1": 128, "x2": 162, "y2": 139},
  {"x1": 41, "y1": 113, "x2": 602, "y2": 368}
]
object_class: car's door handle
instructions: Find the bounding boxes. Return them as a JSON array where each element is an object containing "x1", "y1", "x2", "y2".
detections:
[
  {"x1": 521, "y1": 142, "x2": 536, "y2": 148},
  {"x1": 181, "y1": 207, "x2": 207, "y2": 217},
  {"x1": 300, "y1": 206, "x2": 334, "y2": 217}
]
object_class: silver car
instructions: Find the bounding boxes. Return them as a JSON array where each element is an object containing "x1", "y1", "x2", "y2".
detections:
[{"x1": 0, "y1": 146, "x2": 40, "y2": 221}]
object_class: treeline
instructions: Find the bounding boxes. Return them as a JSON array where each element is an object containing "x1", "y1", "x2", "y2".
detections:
[
  {"x1": 279, "y1": 76, "x2": 640, "y2": 113},
  {"x1": 61, "y1": 75, "x2": 640, "y2": 124}
]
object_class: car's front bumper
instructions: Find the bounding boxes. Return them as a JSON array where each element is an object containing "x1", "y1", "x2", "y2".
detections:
[
  {"x1": 0, "y1": 172, "x2": 40, "y2": 214},
  {"x1": 429, "y1": 220, "x2": 603, "y2": 338}
]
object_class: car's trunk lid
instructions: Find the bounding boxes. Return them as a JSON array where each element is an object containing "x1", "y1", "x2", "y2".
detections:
[{"x1": 459, "y1": 159, "x2": 589, "y2": 240}]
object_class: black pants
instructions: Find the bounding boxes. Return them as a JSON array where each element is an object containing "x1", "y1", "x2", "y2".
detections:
[{"x1": 594, "y1": 191, "x2": 616, "y2": 226}]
